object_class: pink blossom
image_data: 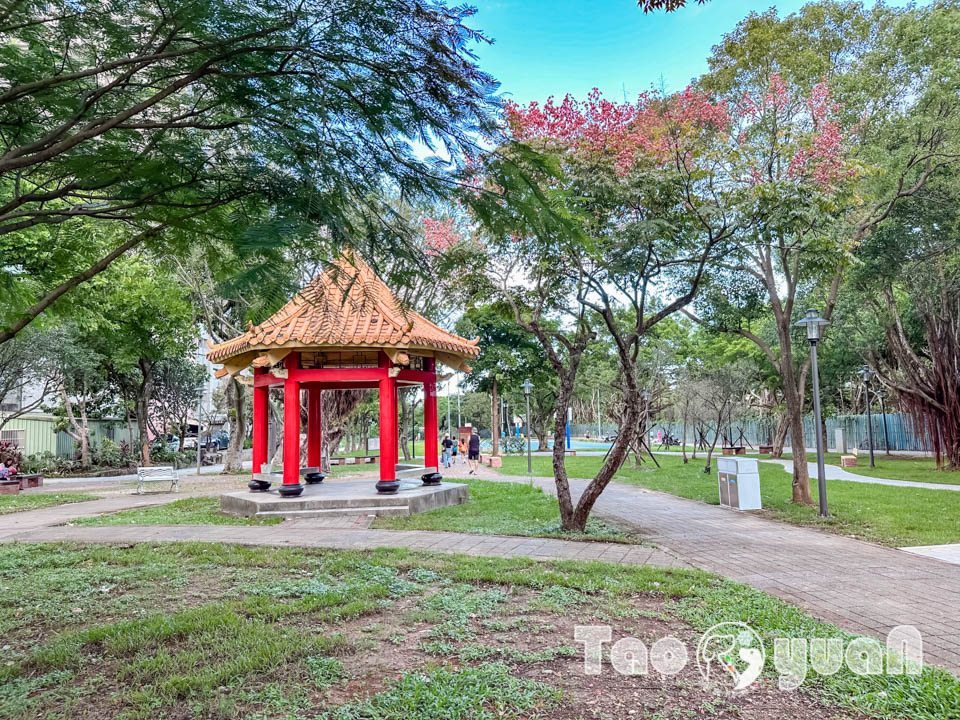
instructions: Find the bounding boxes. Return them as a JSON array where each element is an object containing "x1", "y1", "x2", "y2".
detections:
[{"x1": 421, "y1": 218, "x2": 459, "y2": 256}]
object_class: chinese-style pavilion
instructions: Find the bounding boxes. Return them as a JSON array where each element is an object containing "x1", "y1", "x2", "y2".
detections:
[{"x1": 206, "y1": 255, "x2": 479, "y2": 496}]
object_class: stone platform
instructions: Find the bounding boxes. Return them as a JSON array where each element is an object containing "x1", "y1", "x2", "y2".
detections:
[{"x1": 220, "y1": 479, "x2": 468, "y2": 520}]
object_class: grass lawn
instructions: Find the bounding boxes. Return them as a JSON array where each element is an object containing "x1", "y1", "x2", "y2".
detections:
[
  {"x1": 0, "y1": 492, "x2": 98, "y2": 515},
  {"x1": 373, "y1": 478, "x2": 636, "y2": 543},
  {"x1": 71, "y1": 497, "x2": 282, "y2": 526},
  {"x1": 1, "y1": 542, "x2": 956, "y2": 720},
  {"x1": 495, "y1": 454, "x2": 960, "y2": 547}
]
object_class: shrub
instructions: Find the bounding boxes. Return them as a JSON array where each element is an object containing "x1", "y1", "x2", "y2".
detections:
[
  {"x1": 96, "y1": 438, "x2": 124, "y2": 468},
  {"x1": 0, "y1": 441, "x2": 23, "y2": 467},
  {"x1": 502, "y1": 437, "x2": 525, "y2": 454}
]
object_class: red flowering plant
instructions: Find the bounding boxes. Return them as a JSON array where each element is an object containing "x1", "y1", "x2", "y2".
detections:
[
  {"x1": 0, "y1": 441, "x2": 22, "y2": 469},
  {"x1": 452, "y1": 79, "x2": 858, "y2": 529},
  {"x1": 421, "y1": 217, "x2": 460, "y2": 257}
]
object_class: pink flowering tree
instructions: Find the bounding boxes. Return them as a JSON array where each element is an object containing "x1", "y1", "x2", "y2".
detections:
[
  {"x1": 467, "y1": 78, "x2": 857, "y2": 525},
  {"x1": 421, "y1": 217, "x2": 460, "y2": 256}
]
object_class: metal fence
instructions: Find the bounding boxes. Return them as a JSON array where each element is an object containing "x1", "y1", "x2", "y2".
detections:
[{"x1": 652, "y1": 412, "x2": 930, "y2": 452}]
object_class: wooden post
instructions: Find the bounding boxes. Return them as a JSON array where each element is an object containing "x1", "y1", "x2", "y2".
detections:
[
  {"x1": 280, "y1": 353, "x2": 303, "y2": 496},
  {"x1": 377, "y1": 352, "x2": 399, "y2": 494},
  {"x1": 307, "y1": 387, "x2": 322, "y2": 468}
]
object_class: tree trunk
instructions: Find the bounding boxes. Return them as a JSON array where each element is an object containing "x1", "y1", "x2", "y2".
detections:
[
  {"x1": 61, "y1": 387, "x2": 92, "y2": 468},
  {"x1": 491, "y1": 377, "x2": 499, "y2": 457},
  {"x1": 551, "y1": 378, "x2": 579, "y2": 530},
  {"x1": 681, "y1": 406, "x2": 688, "y2": 464},
  {"x1": 786, "y1": 402, "x2": 814, "y2": 504},
  {"x1": 78, "y1": 389, "x2": 91, "y2": 468},
  {"x1": 702, "y1": 414, "x2": 723, "y2": 474},
  {"x1": 776, "y1": 320, "x2": 813, "y2": 504},
  {"x1": 771, "y1": 415, "x2": 789, "y2": 457},
  {"x1": 136, "y1": 357, "x2": 154, "y2": 466},
  {"x1": 223, "y1": 377, "x2": 245, "y2": 474}
]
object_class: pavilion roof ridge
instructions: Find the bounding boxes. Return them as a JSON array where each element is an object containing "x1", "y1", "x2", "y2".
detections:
[{"x1": 206, "y1": 253, "x2": 480, "y2": 370}]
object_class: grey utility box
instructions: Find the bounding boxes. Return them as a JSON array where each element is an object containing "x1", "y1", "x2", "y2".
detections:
[
  {"x1": 717, "y1": 457, "x2": 761, "y2": 510},
  {"x1": 834, "y1": 428, "x2": 847, "y2": 454}
]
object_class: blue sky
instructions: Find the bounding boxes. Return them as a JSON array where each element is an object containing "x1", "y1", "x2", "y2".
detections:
[{"x1": 468, "y1": 0, "x2": 812, "y2": 104}]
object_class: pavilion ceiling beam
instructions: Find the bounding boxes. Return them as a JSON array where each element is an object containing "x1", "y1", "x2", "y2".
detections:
[{"x1": 214, "y1": 351, "x2": 259, "y2": 378}]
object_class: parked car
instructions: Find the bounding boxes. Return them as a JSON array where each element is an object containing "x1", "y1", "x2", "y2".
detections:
[
  {"x1": 181, "y1": 436, "x2": 199, "y2": 450},
  {"x1": 603, "y1": 434, "x2": 617, "y2": 443},
  {"x1": 149, "y1": 434, "x2": 180, "y2": 453}
]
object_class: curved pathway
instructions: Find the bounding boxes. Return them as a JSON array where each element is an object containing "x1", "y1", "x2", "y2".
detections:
[{"x1": 761, "y1": 457, "x2": 960, "y2": 492}]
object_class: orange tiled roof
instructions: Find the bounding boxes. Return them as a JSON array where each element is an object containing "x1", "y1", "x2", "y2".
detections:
[{"x1": 207, "y1": 255, "x2": 479, "y2": 365}]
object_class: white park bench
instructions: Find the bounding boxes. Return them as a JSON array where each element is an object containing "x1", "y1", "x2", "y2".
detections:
[{"x1": 136, "y1": 466, "x2": 180, "y2": 494}]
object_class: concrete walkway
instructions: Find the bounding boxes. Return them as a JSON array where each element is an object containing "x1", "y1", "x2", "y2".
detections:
[
  {"x1": 762, "y1": 457, "x2": 960, "y2": 492},
  {"x1": 2, "y1": 473, "x2": 959, "y2": 674}
]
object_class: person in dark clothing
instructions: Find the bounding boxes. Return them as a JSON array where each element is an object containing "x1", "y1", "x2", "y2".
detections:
[
  {"x1": 441, "y1": 434, "x2": 454, "y2": 468},
  {"x1": 467, "y1": 430, "x2": 480, "y2": 474}
]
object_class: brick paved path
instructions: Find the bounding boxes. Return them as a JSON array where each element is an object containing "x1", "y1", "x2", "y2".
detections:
[
  {"x1": 2, "y1": 473, "x2": 959, "y2": 674},
  {"x1": 6, "y1": 522, "x2": 686, "y2": 568}
]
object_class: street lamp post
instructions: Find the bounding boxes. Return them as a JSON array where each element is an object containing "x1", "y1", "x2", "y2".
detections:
[
  {"x1": 876, "y1": 386, "x2": 891, "y2": 455},
  {"x1": 796, "y1": 308, "x2": 830, "y2": 517},
  {"x1": 521, "y1": 378, "x2": 534, "y2": 477},
  {"x1": 858, "y1": 366, "x2": 876, "y2": 468}
]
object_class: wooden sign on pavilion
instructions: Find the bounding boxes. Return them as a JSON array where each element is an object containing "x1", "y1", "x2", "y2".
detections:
[{"x1": 207, "y1": 255, "x2": 479, "y2": 495}]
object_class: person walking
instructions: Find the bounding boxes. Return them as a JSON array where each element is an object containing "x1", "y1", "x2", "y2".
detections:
[
  {"x1": 455, "y1": 437, "x2": 463, "y2": 465},
  {"x1": 441, "y1": 434, "x2": 453, "y2": 468},
  {"x1": 467, "y1": 429, "x2": 480, "y2": 475}
]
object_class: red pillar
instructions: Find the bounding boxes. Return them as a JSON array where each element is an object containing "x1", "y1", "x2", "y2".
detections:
[
  {"x1": 307, "y1": 387, "x2": 322, "y2": 469},
  {"x1": 377, "y1": 352, "x2": 399, "y2": 493},
  {"x1": 252, "y1": 369, "x2": 268, "y2": 475},
  {"x1": 424, "y1": 360, "x2": 439, "y2": 473},
  {"x1": 280, "y1": 353, "x2": 303, "y2": 496}
]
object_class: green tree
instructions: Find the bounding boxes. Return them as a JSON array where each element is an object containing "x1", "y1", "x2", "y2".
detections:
[
  {"x1": 695, "y1": 1, "x2": 960, "y2": 502},
  {"x1": 0, "y1": 0, "x2": 501, "y2": 344},
  {"x1": 848, "y1": 173, "x2": 960, "y2": 469},
  {"x1": 49, "y1": 326, "x2": 109, "y2": 468},
  {"x1": 152, "y1": 359, "x2": 207, "y2": 451},
  {"x1": 456, "y1": 303, "x2": 554, "y2": 455},
  {"x1": 81, "y1": 259, "x2": 197, "y2": 464}
]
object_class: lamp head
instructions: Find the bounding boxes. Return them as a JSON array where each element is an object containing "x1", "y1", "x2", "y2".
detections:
[
  {"x1": 858, "y1": 366, "x2": 875, "y2": 384},
  {"x1": 795, "y1": 308, "x2": 828, "y2": 342},
  {"x1": 521, "y1": 378, "x2": 533, "y2": 395}
]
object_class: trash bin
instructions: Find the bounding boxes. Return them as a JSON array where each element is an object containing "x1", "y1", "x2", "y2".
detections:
[{"x1": 717, "y1": 457, "x2": 761, "y2": 510}]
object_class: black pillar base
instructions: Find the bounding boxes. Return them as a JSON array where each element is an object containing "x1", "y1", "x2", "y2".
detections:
[
  {"x1": 421, "y1": 472, "x2": 442, "y2": 486},
  {"x1": 278, "y1": 483, "x2": 304, "y2": 497},
  {"x1": 376, "y1": 479, "x2": 400, "y2": 494},
  {"x1": 305, "y1": 472, "x2": 325, "y2": 484},
  {"x1": 248, "y1": 479, "x2": 272, "y2": 492}
]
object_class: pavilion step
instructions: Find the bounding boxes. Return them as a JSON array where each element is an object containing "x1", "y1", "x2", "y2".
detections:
[
  {"x1": 255, "y1": 505, "x2": 409, "y2": 519},
  {"x1": 395, "y1": 465, "x2": 436, "y2": 479}
]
